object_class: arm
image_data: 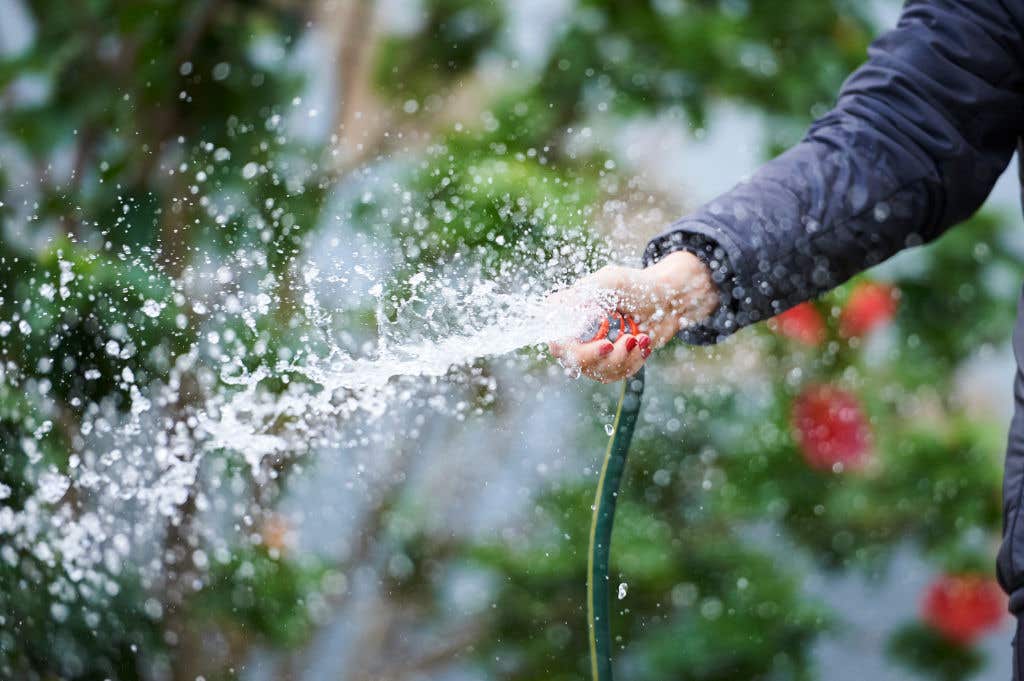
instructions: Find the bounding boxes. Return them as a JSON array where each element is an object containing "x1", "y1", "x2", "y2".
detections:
[
  {"x1": 648, "y1": 0, "x2": 1024, "y2": 344},
  {"x1": 551, "y1": 0, "x2": 1024, "y2": 381}
]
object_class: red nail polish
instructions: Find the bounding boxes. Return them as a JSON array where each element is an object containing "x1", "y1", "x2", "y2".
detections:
[
  {"x1": 625, "y1": 337, "x2": 638, "y2": 352},
  {"x1": 638, "y1": 335, "x2": 651, "y2": 350},
  {"x1": 599, "y1": 342, "x2": 614, "y2": 356}
]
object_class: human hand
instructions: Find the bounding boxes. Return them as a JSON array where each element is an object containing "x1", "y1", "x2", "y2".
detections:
[{"x1": 547, "y1": 251, "x2": 718, "y2": 382}]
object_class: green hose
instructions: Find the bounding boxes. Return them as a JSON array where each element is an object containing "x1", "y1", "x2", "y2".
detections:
[{"x1": 587, "y1": 366, "x2": 645, "y2": 681}]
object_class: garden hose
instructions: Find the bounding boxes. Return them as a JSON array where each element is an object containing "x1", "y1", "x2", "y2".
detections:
[{"x1": 581, "y1": 312, "x2": 646, "y2": 681}]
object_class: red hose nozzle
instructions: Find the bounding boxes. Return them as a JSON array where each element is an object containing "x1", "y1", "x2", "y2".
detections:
[{"x1": 580, "y1": 311, "x2": 639, "y2": 343}]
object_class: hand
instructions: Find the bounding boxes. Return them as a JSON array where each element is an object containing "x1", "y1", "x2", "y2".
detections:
[{"x1": 548, "y1": 251, "x2": 719, "y2": 382}]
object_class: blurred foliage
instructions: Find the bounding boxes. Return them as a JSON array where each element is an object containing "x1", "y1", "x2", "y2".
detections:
[
  {"x1": 0, "y1": 1, "x2": 326, "y2": 679},
  {"x1": 471, "y1": 477, "x2": 830, "y2": 680},
  {"x1": 374, "y1": 0, "x2": 504, "y2": 102},
  {"x1": 197, "y1": 548, "x2": 327, "y2": 648},
  {"x1": 0, "y1": 0, "x2": 1018, "y2": 680},
  {"x1": 0, "y1": 554, "x2": 161, "y2": 681},
  {"x1": 888, "y1": 624, "x2": 985, "y2": 681},
  {"x1": 377, "y1": 0, "x2": 873, "y2": 129},
  {"x1": 895, "y1": 213, "x2": 1024, "y2": 372}
]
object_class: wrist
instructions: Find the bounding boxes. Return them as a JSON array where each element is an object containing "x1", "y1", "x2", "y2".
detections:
[{"x1": 647, "y1": 250, "x2": 719, "y2": 324}]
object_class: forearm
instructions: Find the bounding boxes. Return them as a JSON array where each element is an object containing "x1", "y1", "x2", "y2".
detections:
[{"x1": 648, "y1": 129, "x2": 940, "y2": 337}]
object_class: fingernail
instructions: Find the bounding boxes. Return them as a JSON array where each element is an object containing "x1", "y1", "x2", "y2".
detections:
[
  {"x1": 599, "y1": 342, "x2": 614, "y2": 356},
  {"x1": 625, "y1": 337, "x2": 638, "y2": 352},
  {"x1": 638, "y1": 335, "x2": 651, "y2": 350},
  {"x1": 641, "y1": 347, "x2": 652, "y2": 359}
]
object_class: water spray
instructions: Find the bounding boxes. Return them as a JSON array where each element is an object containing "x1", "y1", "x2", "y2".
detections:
[{"x1": 580, "y1": 312, "x2": 645, "y2": 681}]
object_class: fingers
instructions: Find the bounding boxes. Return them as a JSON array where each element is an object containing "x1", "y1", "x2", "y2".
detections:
[
  {"x1": 592, "y1": 334, "x2": 636, "y2": 383},
  {"x1": 638, "y1": 333, "x2": 652, "y2": 358},
  {"x1": 559, "y1": 333, "x2": 651, "y2": 383},
  {"x1": 551, "y1": 337, "x2": 615, "y2": 369}
]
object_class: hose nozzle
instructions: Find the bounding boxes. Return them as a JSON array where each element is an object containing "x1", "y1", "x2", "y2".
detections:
[{"x1": 580, "y1": 311, "x2": 639, "y2": 343}]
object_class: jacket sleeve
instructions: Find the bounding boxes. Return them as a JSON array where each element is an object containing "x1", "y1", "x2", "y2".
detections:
[{"x1": 644, "y1": 0, "x2": 1024, "y2": 345}]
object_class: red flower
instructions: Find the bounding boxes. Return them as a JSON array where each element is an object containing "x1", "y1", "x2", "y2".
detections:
[
  {"x1": 840, "y1": 281, "x2": 898, "y2": 338},
  {"x1": 921, "y1": 574, "x2": 1005, "y2": 644},
  {"x1": 792, "y1": 385, "x2": 871, "y2": 471},
  {"x1": 770, "y1": 302, "x2": 826, "y2": 347}
]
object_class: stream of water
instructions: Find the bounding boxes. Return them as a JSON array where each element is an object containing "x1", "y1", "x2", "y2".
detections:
[{"x1": 0, "y1": 243, "x2": 616, "y2": 599}]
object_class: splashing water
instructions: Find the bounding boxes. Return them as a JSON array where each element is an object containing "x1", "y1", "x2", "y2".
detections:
[
  {"x1": 0, "y1": 237, "x2": 619, "y2": 605},
  {"x1": 0, "y1": 71, "x2": 638, "y2": 637},
  {"x1": 200, "y1": 270, "x2": 608, "y2": 473}
]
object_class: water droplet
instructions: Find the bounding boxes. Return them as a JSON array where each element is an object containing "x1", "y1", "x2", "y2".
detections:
[{"x1": 617, "y1": 582, "x2": 627, "y2": 600}]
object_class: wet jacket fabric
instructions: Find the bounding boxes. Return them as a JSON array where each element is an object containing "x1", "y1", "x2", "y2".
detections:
[{"x1": 644, "y1": 0, "x2": 1024, "y2": 622}]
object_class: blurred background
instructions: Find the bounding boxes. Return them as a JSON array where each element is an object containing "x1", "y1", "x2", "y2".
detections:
[{"x1": 1, "y1": 0, "x2": 1022, "y2": 680}]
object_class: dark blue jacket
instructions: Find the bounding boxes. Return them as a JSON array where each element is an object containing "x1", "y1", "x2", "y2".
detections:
[{"x1": 645, "y1": 1, "x2": 1024, "y2": 615}]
